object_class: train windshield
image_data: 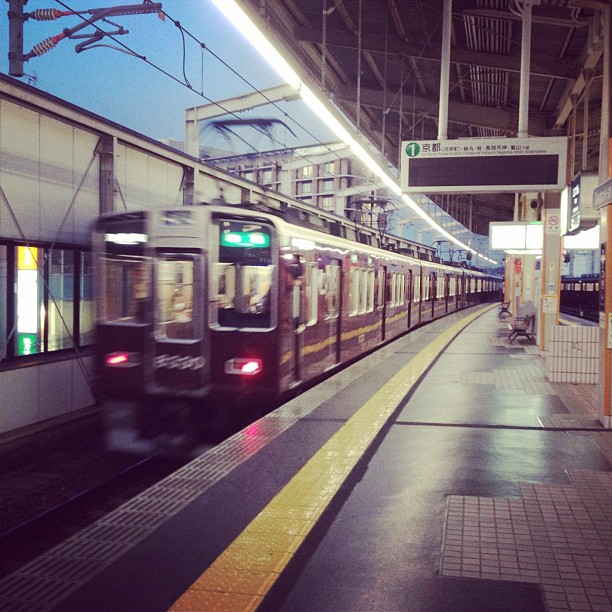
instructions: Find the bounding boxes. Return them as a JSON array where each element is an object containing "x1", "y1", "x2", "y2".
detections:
[
  {"x1": 212, "y1": 219, "x2": 274, "y2": 329},
  {"x1": 98, "y1": 254, "x2": 151, "y2": 324},
  {"x1": 155, "y1": 254, "x2": 202, "y2": 341}
]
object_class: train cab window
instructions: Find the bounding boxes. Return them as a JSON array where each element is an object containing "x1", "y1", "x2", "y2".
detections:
[
  {"x1": 212, "y1": 219, "x2": 274, "y2": 329},
  {"x1": 155, "y1": 256, "x2": 200, "y2": 341},
  {"x1": 98, "y1": 254, "x2": 151, "y2": 325}
]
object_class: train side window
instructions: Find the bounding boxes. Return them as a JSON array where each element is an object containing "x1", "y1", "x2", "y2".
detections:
[
  {"x1": 349, "y1": 267, "x2": 360, "y2": 316},
  {"x1": 413, "y1": 275, "x2": 420, "y2": 303},
  {"x1": 350, "y1": 267, "x2": 359, "y2": 316},
  {"x1": 366, "y1": 269, "x2": 375, "y2": 312},
  {"x1": 359, "y1": 268, "x2": 368, "y2": 314},
  {"x1": 324, "y1": 263, "x2": 339, "y2": 319},
  {"x1": 399, "y1": 273, "x2": 405, "y2": 306},
  {"x1": 305, "y1": 262, "x2": 318, "y2": 325}
]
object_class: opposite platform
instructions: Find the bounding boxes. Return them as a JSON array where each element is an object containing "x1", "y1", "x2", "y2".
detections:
[{"x1": 0, "y1": 305, "x2": 610, "y2": 612}]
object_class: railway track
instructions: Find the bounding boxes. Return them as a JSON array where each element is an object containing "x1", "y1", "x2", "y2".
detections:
[
  {"x1": 0, "y1": 448, "x2": 188, "y2": 580},
  {"x1": 559, "y1": 306, "x2": 598, "y2": 324}
]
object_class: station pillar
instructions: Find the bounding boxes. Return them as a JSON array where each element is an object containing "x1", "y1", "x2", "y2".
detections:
[
  {"x1": 598, "y1": 6, "x2": 611, "y2": 429},
  {"x1": 599, "y1": 203, "x2": 610, "y2": 428},
  {"x1": 540, "y1": 201, "x2": 562, "y2": 353}
]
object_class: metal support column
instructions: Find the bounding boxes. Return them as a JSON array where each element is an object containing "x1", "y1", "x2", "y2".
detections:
[{"x1": 598, "y1": 5, "x2": 611, "y2": 428}]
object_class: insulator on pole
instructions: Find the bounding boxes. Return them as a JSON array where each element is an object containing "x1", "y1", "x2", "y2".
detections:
[
  {"x1": 28, "y1": 35, "x2": 64, "y2": 57},
  {"x1": 30, "y1": 9, "x2": 70, "y2": 21}
]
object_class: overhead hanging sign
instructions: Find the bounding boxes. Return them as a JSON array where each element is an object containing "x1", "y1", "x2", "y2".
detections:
[
  {"x1": 593, "y1": 177, "x2": 612, "y2": 210},
  {"x1": 401, "y1": 136, "x2": 568, "y2": 193},
  {"x1": 489, "y1": 222, "x2": 543, "y2": 251}
]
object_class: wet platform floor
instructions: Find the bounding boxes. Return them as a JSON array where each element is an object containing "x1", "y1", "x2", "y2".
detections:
[{"x1": 1, "y1": 305, "x2": 610, "y2": 612}]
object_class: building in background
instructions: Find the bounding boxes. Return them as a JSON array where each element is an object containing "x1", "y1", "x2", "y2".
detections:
[
  {"x1": 207, "y1": 142, "x2": 393, "y2": 230},
  {"x1": 207, "y1": 142, "x2": 495, "y2": 269}
]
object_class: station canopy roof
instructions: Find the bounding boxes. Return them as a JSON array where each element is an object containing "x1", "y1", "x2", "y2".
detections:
[{"x1": 233, "y1": 0, "x2": 606, "y2": 237}]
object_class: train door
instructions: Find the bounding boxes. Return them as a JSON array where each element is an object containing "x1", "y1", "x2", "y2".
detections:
[
  {"x1": 324, "y1": 260, "x2": 342, "y2": 367},
  {"x1": 153, "y1": 252, "x2": 208, "y2": 393}
]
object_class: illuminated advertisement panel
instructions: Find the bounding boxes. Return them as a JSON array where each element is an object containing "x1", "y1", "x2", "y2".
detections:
[{"x1": 16, "y1": 246, "x2": 40, "y2": 355}]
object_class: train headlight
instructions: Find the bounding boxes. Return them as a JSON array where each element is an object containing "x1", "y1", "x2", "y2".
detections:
[
  {"x1": 104, "y1": 352, "x2": 142, "y2": 367},
  {"x1": 224, "y1": 358, "x2": 262, "y2": 376}
]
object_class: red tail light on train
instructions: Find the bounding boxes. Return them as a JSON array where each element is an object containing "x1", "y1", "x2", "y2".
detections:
[
  {"x1": 104, "y1": 352, "x2": 142, "y2": 367},
  {"x1": 224, "y1": 358, "x2": 262, "y2": 376}
]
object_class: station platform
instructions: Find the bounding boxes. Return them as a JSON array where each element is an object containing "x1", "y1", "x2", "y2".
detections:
[{"x1": 1, "y1": 304, "x2": 611, "y2": 612}]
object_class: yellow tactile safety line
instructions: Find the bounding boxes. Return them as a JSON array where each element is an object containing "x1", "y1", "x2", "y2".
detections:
[{"x1": 170, "y1": 304, "x2": 495, "y2": 612}]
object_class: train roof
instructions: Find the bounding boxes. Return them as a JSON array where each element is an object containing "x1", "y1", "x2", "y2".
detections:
[{"x1": 97, "y1": 204, "x2": 500, "y2": 278}]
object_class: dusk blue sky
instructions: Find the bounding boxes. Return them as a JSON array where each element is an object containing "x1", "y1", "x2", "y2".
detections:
[{"x1": 1, "y1": 0, "x2": 336, "y2": 153}]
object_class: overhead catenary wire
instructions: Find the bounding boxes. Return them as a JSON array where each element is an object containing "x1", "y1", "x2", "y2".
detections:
[
  {"x1": 44, "y1": 0, "x2": 491, "y2": 259},
  {"x1": 48, "y1": 0, "x2": 350, "y2": 179}
]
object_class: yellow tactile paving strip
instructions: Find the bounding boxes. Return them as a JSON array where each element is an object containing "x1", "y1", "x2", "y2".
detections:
[{"x1": 170, "y1": 304, "x2": 494, "y2": 611}]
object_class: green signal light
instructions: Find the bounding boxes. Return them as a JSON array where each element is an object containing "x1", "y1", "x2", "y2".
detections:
[{"x1": 220, "y1": 231, "x2": 270, "y2": 248}]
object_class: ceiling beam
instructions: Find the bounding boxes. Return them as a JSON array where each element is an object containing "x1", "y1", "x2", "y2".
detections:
[
  {"x1": 295, "y1": 26, "x2": 578, "y2": 81},
  {"x1": 336, "y1": 85, "x2": 547, "y2": 135}
]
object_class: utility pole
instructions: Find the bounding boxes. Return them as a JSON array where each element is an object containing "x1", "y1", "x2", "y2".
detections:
[
  {"x1": 7, "y1": 2, "x2": 162, "y2": 77},
  {"x1": 7, "y1": 0, "x2": 27, "y2": 76}
]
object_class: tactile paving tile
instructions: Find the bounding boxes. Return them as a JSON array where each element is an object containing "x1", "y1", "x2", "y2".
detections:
[
  {"x1": 14, "y1": 555, "x2": 109, "y2": 582},
  {"x1": 440, "y1": 470, "x2": 612, "y2": 611},
  {"x1": 0, "y1": 573, "x2": 82, "y2": 607}
]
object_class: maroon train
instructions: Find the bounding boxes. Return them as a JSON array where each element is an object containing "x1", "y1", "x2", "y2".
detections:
[{"x1": 93, "y1": 204, "x2": 501, "y2": 447}]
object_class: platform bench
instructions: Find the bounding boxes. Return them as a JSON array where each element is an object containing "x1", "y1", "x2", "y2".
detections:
[
  {"x1": 499, "y1": 300, "x2": 511, "y2": 318},
  {"x1": 508, "y1": 314, "x2": 535, "y2": 344}
]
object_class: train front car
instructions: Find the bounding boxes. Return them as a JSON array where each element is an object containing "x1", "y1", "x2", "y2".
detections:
[
  {"x1": 207, "y1": 211, "x2": 279, "y2": 425},
  {"x1": 93, "y1": 209, "x2": 210, "y2": 451}
]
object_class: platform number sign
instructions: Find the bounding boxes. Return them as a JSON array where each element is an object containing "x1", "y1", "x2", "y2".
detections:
[{"x1": 405, "y1": 142, "x2": 420, "y2": 158}]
